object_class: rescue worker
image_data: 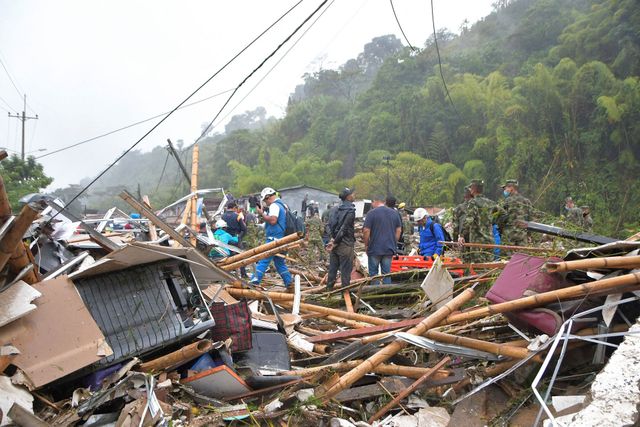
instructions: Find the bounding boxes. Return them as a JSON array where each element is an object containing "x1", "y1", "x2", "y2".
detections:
[
  {"x1": 413, "y1": 208, "x2": 445, "y2": 258},
  {"x1": 564, "y1": 197, "x2": 583, "y2": 227},
  {"x1": 326, "y1": 188, "x2": 356, "y2": 291},
  {"x1": 496, "y1": 179, "x2": 533, "y2": 247},
  {"x1": 250, "y1": 187, "x2": 293, "y2": 290},
  {"x1": 581, "y1": 206, "x2": 593, "y2": 231},
  {"x1": 305, "y1": 211, "x2": 326, "y2": 265},
  {"x1": 210, "y1": 219, "x2": 238, "y2": 258},
  {"x1": 460, "y1": 179, "x2": 497, "y2": 263},
  {"x1": 452, "y1": 186, "x2": 472, "y2": 241}
]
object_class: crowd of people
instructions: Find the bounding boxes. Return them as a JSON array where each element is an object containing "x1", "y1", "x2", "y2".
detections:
[{"x1": 209, "y1": 181, "x2": 594, "y2": 292}]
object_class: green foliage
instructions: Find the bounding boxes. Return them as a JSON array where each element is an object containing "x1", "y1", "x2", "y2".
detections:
[
  {"x1": 52, "y1": 0, "x2": 640, "y2": 239},
  {"x1": 0, "y1": 155, "x2": 53, "y2": 211}
]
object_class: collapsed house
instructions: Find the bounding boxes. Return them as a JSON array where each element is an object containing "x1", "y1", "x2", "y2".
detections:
[{"x1": 0, "y1": 165, "x2": 639, "y2": 426}]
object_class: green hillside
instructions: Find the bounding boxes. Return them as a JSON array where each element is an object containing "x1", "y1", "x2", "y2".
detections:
[{"x1": 72, "y1": 0, "x2": 640, "y2": 237}]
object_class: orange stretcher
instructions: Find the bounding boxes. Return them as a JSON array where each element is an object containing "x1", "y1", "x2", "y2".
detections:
[{"x1": 390, "y1": 255, "x2": 465, "y2": 277}]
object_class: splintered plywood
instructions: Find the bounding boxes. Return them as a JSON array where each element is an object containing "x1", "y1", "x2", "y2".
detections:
[
  {"x1": 420, "y1": 257, "x2": 453, "y2": 310},
  {"x1": 0, "y1": 281, "x2": 41, "y2": 328},
  {"x1": 0, "y1": 276, "x2": 112, "y2": 388},
  {"x1": 182, "y1": 365, "x2": 251, "y2": 399}
]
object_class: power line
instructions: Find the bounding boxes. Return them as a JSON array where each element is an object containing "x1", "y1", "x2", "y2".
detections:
[
  {"x1": 390, "y1": 0, "x2": 418, "y2": 52},
  {"x1": 47, "y1": 0, "x2": 305, "y2": 222},
  {"x1": 191, "y1": 0, "x2": 329, "y2": 148},
  {"x1": 0, "y1": 94, "x2": 17, "y2": 113},
  {"x1": 430, "y1": 0, "x2": 458, "y2": 116},
  {"x1": 0, "y1": 53, "x2": 23, "y2": 99},
  {"x1": 209, "y1": 0, "x2": 335, "y2": 134},
  {"x1": 36, "y1": 88, "x2": 235, "y2": 160}
]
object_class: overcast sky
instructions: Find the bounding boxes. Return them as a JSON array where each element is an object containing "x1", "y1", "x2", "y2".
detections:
[{"x1": 0, "y1": 0, "x2": 494, "y2": 189}]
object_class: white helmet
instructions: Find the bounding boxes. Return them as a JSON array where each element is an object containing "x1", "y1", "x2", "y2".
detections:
[
  {"x1": 413, "y1": 208, "x2": 428, "y2": 222},
  {"x1": 260, "y1": 187, "x2": 277, "y2": 201},
  {"x1": 215, "y1": 219, "x2": 228, "y2": 229}
]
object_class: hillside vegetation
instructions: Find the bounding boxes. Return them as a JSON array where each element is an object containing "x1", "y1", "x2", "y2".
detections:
[{"x1": 70, "y1": 0, "x2": 639, "y2": 237}]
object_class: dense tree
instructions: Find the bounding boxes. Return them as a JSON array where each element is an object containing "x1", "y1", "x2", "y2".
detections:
[{"x1": 0, "y1": 155, "x2": 53, "y2": 210}]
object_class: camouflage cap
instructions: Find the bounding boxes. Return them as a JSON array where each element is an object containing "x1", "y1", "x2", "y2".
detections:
[
  {"x1": 469, "y1": 179, "x2": 484, "y2": 186},
  {"x1": 501, "y1": 179, "x2": 519, "y2": 188},
  {"x1": 565, "y1": 196, "x2": 573, "y2": 202}
]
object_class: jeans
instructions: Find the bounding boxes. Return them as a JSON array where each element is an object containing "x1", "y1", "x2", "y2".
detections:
[
  {"x1": 251, "y1": 253, "x2": 292, "y2": 287},
  {"x1": 367, "y1": 254, "x2": 393, "y2": 284},
  {"x1": 327, "y1": 243, "x2": 354, "y2": 290}
]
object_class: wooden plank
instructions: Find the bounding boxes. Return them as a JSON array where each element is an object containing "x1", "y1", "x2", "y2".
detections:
[
  {"x1": 142, "y1": 196, "x2": 158, "y2": 241},
  {"x1": 95, "y1": 207, "x2": 116, "y2": 233},
  {"x1": 343, "y1": 290, "x2": 354, "y2": 313},
  {"x1": 46, "y1": 200, "x2": 120, "y2": 252},
  {"x1": 119, "y1": 190, "x2": 193, "y2": 248}
]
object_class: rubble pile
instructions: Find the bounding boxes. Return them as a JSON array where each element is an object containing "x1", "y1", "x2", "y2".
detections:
[{"x1": 0, "y1": 179, "x2": 639, "y2": 426}]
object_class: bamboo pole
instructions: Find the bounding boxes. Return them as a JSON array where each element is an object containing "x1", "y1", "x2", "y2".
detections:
[
  {"x1": 279, "y1": 360, "x2": 451, "y2": 380},
  {"x1": 221, "y1": 240, "x2": 303, "y2": 270},
  {"x1": 279, "y1": 302, "x2": 373, "y2": 328},
  {"x1": 138, "y1": 339, "x2": 213, "y2": 372},
  {"x1": 289, "y1": 268, "x2": 322, "y2": 283},
  {"x1": 0, "y1": 176, "x2": 39, "y2": 283},
  {"x1": 189, "y1": 144, "x2": 199, "y2": 246},
  {"x1": 320, "y1": 287, "x2": 476, "y2": 399},
  {"x1": 441, "y1": 241, "x2": 553, "y2": 253},
  {"x1": 0, "y1": 203, "x2": 41, "y2": 272},
  {"x1": 423, "y1": 330, "x2": 531, "y2": 360},
  {"x1": 368, "y1": 357, "x2": 451, "y2": 424},
  {"x1": 544, "y1": 255, "x2": 640, "y2": 272},
  {"x1": 220, "y1": 232, "x2": 303, "y2": 265},
  {"x1": 444, "y1": 272, "x2": 640, "y2": 325}
]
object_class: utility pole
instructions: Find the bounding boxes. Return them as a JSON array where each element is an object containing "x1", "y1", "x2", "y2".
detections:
[
  {"x1": 8, "y1": 95, "x2": 38, "y2": 161},
  {"x1": 383, "y1": 155, "x2": 391, "y2": 197}
]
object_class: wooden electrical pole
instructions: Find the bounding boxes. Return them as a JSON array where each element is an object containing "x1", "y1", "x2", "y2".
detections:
[{"x1": 8, "y1": 95, "x2": 38, "y2": 161}]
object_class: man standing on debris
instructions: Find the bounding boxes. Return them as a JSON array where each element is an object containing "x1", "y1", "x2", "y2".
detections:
[
  {"x1": 363, "y1": 196, "x2": 402, "y2": 284},
  {"x1": 222, "y1": 200, "x2": 248, "y2": 277},
  {"x1": 460, "y1": 179, "x2": 498, "y2": 263},
  {"x1": 581, "y1": 205, "x2": 593, "y2": 231},
  {"x1": 452, "y1": 186, "x2": 472, "y2": 242},
  {"x1": 564, "y1": 197, "x2": 583, "y2": 227},
  {"x1": 250, "y1": 187, "x2": 293, "y2": 290},
  {"x1": 399, "y1": 203, "x2": 414, "y2": 252},
  {"x1": 326, "y1": 188, "x2": 356, "y2": 291},
  {"x1": 496, "y1": 179, "x2": 533, "y2": 247},
  {"x1": 413, "y1": 208, "x2": 445, "y2": 258},
  {"x1": 322, "y1": 202, "x2": 338, "y2": 246},
  {"x1": 305, "y1": 210, "x2": 326, "y2": 265}
]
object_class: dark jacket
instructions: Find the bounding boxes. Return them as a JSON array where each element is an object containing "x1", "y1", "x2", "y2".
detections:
[
  {"x1": 222, "y1": 209, "x2": 247, "y2": 238},
  {"x1": 329, "y1": 201, "x2": 356, "y2": 246}
]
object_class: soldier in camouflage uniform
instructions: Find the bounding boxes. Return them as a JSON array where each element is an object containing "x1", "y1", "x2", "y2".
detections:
[
  {"x1": 564, "y1": 197, "x2": 583, "y2": 227},
  {"x1": 305, "y1": 213, "x2": 326, "y2": 265},
  {"x1": 461, "y1": 179, "x2": 497, "y2": 263},
  {"x1": 452, "y1": 186, "x2": 472, "y2": 241},
  {"x1": 243, "y1": 218, "x2": 264, "y2": 250},
  {"x1": 496, "y1": 179, "x2": 533, "y2": 247},
  {"x1": 581, "y1": 206, "x2": 593, "y2": 231}
]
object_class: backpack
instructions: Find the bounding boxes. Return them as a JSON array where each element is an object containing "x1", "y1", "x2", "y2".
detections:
[
  {"x1": 274, "y1": 200, "x2": 306, "y2": 236},
  {"x1": 429, "y1": 216, "x2": 452, "y2": 242}
]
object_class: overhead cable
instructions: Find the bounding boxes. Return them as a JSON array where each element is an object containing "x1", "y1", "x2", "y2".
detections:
[
  {"x1": 390, "y1": 0, "x2": 418, "y2": 52},
  {"x1": 430, "y1": 0, "x2": 458, "y2": 116},
  {"x1": 44, "y1": 0, "x2": 305, "y2": 221},
  {"x1": 36, "y1": 88, "x2": 235, "y2": 159},
  {"x1": 206, "y1": 0, "x2": 336, "y2": 134},
  {"x1": 190, "y1": 0, "x2": 329, "y2": 148}
]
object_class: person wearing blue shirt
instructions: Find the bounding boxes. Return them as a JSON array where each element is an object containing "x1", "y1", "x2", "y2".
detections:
[
  {"x1": 249, "y1": 187, "x2": 293, "y2": 290},
  {"x1": 210, "y1": 219, "x2": 238, "y2": 258},
  {"x1": 413, "y1": 208, "x2": 444, "y2": 257},
  {"x1": 363, "y1": 196, "x2": 402, "y2": 284}
]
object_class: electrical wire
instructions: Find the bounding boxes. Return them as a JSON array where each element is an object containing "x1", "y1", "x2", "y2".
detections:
[
  {"x1": 430, "y1": 0, "x2": 458, "y2": 116},
  {"x1": 0, "y1": 53, "x2": 24, "y2": 100},
  {"x1": 0, "y1": 94, "x2": 17, "y2": 113},
  {"x1": 189, "y1": 0, "x2": 329, "y2": 149},
  {"x1": 36, "y1": 88, "x2": 235, "y2": 160},
  {"x1": 43, "y1": 0, "x2": 306, "y2": 223},
  {"x1": 390, "y1": 0, "x2": 418, "y2": 52},
  {"x1": 206, "y1": 0, "x2": 335, "y2": 134}
]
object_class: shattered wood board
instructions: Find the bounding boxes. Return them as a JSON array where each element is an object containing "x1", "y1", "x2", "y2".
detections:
[
  {"x1": 0, "y1": 376, "x2": 34, "y2": 426},
  {"x1": 69, "y1": 242, "x2": 232, "y2": 283},
  {"x1": 420, "y1": 257, "x2": 453, "y2": 310},
  {"x1": 0, "y1": 281, "x2": 41, "y2": 328},
  {"x1": 0, "y1": 276, "x2": 112, "y2": 388},
  {"x1": 182, "y1": 365, "x2": 251, "y2": 399}
]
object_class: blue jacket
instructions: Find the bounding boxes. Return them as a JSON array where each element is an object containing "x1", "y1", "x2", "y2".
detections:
[
  {"x1": 418, "y1": 218, "x2": 445, "y2": 257},
  {"x1": 265, "y1": 199, "x2": 287, "y2": 240},
  {"x1": 212, "y1": 229, "x2": 238, "y2": 257}
]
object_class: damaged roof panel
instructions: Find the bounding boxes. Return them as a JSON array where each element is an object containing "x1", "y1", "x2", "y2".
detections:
[{"x1": 0, "y1": 276, "x2": 112, "y2": 388}]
